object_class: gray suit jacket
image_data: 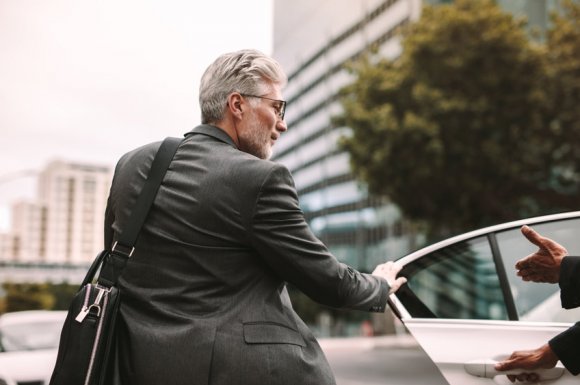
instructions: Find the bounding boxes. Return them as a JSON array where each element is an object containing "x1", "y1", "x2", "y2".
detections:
[{"x1": 104, "y1": 124, "x2": 390, "y2": 385}]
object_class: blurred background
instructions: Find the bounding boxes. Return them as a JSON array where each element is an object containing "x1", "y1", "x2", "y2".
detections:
[{"x1": 1, "y1": 0, "x2": 579, "y2": 384}]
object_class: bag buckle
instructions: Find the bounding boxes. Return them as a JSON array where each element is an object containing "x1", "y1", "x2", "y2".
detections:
[{"x1": 111, "y1": 241, "x2": 135, "y2": 257}]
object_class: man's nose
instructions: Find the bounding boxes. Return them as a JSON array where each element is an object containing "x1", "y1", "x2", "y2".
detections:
[{"x1": 277, "y1": 119, "x2": 287, "y2": 132}]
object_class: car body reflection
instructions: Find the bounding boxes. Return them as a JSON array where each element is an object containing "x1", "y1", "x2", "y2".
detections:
[{"x1": 0, "y1": 310, "x2": 66, "y2": 385}]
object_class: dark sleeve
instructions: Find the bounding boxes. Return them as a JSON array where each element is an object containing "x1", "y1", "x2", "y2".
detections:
[
  {"x1": 559, "y1": 256, "x2": 580, "y2": 309},
  {"x1": 549, "y1": 322, "x2": 580, "y2": 375},
  {"x1": 248, "y1": 164, "x2": 390, "y2": 312}
]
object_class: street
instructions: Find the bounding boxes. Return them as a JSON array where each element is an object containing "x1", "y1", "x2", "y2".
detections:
[{"x1": 320, "y1": 334, "x2": 448, "y2": 385}]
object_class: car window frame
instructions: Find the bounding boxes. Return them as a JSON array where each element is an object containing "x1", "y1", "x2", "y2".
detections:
[
  {"x1": 488, "y1": 232, "x2": 519, "y2": 320},
  {"x1": 391, "y1": 211, "x2": 580, "y2": 323},
  {"x1": 396, "y1": 233, "x2": 515, "y2": 320}
]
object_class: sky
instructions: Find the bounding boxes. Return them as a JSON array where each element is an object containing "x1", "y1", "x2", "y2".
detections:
[{"x1": 0, "y1": 0, "x2": 273, "y2": 230}]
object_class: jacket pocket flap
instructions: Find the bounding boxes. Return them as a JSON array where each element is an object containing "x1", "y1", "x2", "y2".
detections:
[{"x1": 243, "y1": 322, "x2": 306, "y2": 347}]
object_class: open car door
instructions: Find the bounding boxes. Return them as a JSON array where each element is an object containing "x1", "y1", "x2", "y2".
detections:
[{"x1": 389, "y1": 212, "x2": 580, "y2": 385}]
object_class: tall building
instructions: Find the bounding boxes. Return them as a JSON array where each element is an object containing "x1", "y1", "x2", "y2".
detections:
[
  {"x1": 10, "y1": 200, "x2": 46, "y2": 263},
  {"x1": 38, "y1": 161, "x2": 111, "y2": 264},
  {"x1": 272, "y1": 0, "x2": 423, "y2": 272},
  {"x1": 0, "y1": 160, "x2": 112, "y2": 265},
  {"x1": 0, "y1": 232, "x2": 15, "y2": 262}
]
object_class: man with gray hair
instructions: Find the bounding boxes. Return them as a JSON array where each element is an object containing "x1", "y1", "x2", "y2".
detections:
[{"x1": 105, "y1": 49, "x2": 406, "y2": 385}]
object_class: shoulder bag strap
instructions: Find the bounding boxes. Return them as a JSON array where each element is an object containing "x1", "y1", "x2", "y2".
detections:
[{"x1": 98, "y1": 136, "x2": 181, "y2": 287}]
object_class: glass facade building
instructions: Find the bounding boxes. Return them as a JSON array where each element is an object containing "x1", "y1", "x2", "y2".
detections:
[{"x1": 272, "y1": 0, "x2": 423, "y2": 273}]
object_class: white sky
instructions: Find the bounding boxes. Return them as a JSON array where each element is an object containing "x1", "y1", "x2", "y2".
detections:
[{"x1": 0, "y1": 0, "x2": 273, "y2": 230}]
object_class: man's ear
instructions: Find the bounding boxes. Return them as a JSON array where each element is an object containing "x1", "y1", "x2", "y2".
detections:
[{"x1": 227, "y1": 93, "x2": 244, "y2": 119}]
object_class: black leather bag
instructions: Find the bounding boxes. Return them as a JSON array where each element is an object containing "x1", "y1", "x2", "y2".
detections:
[
  {"x1": 49, "y1": 250, "x2": 122, "y2": 385},
  {"x1": 49, "y1": 137, "x2": 181, "y2": 385}
]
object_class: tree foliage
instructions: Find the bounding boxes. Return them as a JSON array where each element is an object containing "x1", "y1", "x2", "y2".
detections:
[
  {"x1": 1, "y1": 283, "x2": 55, "y2": 313},
  {"x1": 335, "y1": 0, "x2": 580, "y2": 238},
  {"x1": 546, "y1": 1, "x2": 580, "y2": 178},
  {"x1": 0, "y1": 282, "x2": 77, "y2": 314}
]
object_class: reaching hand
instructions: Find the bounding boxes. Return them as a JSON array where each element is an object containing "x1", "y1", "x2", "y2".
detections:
[
  {"x1": 372, "y1": 261, "x2": 407, "y2": 294},
  {"x1": 515, "y1": 225, "x2": 568, "y2": 284},
  {"x1": 495, "y1": 344, "x2": 559, "y2": 383}
]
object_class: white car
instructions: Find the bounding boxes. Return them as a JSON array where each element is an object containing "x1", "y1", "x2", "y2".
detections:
[
  {"x1": 0, "y1": 310, "x2": 67, "y2": 385},
  {"x1": 389, "y1": 211, "x2": 580, "y2": 385}
]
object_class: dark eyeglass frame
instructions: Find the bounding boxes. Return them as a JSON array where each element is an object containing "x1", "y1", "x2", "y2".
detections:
[{"x1": 241, "y1": 94, "x2": 286, "y2": 120}]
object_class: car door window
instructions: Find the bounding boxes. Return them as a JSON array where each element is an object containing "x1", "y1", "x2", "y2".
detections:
[
  {"x1": 495, "y1": 218, "x2": 580, "y2": 320},
  {"x1": 398, "y1": 236, "x2": 508, "y2": 320}
]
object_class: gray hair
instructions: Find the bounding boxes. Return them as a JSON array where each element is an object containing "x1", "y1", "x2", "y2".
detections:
[{"x1": 199, "y1": 49, "x2": 287, "y2": 124}]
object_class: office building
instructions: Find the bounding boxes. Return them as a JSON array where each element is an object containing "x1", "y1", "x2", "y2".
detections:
[
  {"x1": 10, "y1": 200, "x2": 46, "y2": 263},
  {"x1": 0, "y1": 160, "x2": 112, "y2": 265},
  {"x1": 38, "y1": 160, "x2": 111, "y2": 264},
  {"x1": 272, "y1": 0, "x2": 423, "y2": 272},
  {"x1": 0, "y1": 232, "x2": 15, "y2": 263}
]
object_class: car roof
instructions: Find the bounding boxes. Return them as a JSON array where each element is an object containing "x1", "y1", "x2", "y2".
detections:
[
  {"x1": 397, "y1": 210, "x2": 580, "y2": 265},
  {"x1": 0, "y1": 310, "x2": 67, "y2": 327}
]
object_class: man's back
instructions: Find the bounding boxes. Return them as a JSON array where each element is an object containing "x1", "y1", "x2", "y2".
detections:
[{"x1": 106, "y1": 125, "x2": 344, "y2": 385}]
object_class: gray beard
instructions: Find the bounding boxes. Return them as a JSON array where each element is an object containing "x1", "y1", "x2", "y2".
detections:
[{"x1": 239, "y1": 116, "x2": 272, "y2": 159}]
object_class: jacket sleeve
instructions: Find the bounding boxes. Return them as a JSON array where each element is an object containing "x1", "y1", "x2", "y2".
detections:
[
  {"x1": 559, "y1": 256, "x2": 580, "y2": 309},
  {"x1": 549, "y1": 322, "x2": 580, "y2": 375},
  {"x1": 549, "y1": 256, "x2": 580, "y2": 375},
  {"x1": 247, "y1": 163, "x2": 390, "y2": 312}
]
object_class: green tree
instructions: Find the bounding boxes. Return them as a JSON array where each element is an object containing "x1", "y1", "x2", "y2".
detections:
[
  {"x1": 0, "y1": 282, "x2": 78, "y2": 314},
  {"x1": 1, "y1": 283, "x2": 55, "y2": 313},
  {"x1": 335, "y1": 0, "x2": 578, "y2": 239},
  {"x1": 545, "y1": 0, "x2": 580, "y2": 189},
  {"x1": 50, "y1": 282, "x2": 79, "y2": 310}
]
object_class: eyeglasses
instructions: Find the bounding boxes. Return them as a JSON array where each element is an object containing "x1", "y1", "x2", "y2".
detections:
[{"x1": 241, "y1": 94, "x2": 286, "y2": 120}]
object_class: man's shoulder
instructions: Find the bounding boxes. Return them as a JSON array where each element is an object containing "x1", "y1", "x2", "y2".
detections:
[
  {"x1": 110, "y1": 141, "x2": 165, "y2": 183},
  {"x1": 117, "y1": 141, "x2": 162, "y2": 165},
  {"x1": 236, "y1": 155, "x2": 289, "y2": 177},
  {"x1": 215, "y1": 152, "x2": 293, "y2": 191}
]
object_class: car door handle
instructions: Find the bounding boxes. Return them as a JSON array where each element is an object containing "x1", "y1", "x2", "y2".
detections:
[{"x1": 465, "y1": 359, "x2": 565, "y2": 380}]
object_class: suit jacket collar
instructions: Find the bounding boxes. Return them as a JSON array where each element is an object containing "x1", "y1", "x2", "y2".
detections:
[{"x1": 184, "y1": 124, "x2": 238, "y2": 149}]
